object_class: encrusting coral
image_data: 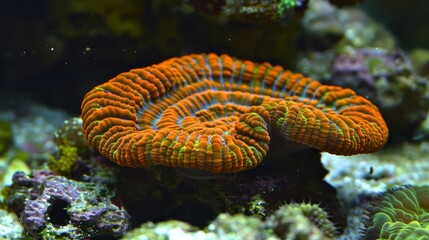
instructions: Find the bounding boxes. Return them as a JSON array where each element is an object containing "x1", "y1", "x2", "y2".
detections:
[
  {"x1": 364, "y1": 185, "x2": 429, "y2": 239},
  {"x1": 81, "y1": 53, "x2": 388, "y2": 173}
]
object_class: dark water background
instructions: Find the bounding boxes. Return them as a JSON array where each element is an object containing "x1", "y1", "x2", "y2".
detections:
[{"x1": 1, "y1": 0, "x2": 428, "y2": 115}]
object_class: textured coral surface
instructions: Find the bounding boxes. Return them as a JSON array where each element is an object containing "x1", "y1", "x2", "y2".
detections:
[
  {"x1": 82, "y1": 53, "x2": 388, "y2": 173},
  {"x1": 8, "y1": 171, "x2": 130, "y2": 239},
  {"x1": 365, "y1": 185, "x2": 429, "y2": 239}
]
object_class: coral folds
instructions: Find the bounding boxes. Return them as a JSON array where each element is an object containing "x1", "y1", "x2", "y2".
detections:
[
  {"x1": 365, "y1": 185, "x2": 429, "y2": 239},
  {"x1": 81, "y1": 53, "x2": 388, "y2": 173}
]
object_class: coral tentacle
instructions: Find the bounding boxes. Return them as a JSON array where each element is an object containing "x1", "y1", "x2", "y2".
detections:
[{"x1": 81, "y1": 53, "x2": 388, "y2": 173}]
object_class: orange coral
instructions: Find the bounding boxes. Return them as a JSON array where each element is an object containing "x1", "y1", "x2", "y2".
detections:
[{"x1": 81, "y1": 53, "x2": 388, "y2": 173}]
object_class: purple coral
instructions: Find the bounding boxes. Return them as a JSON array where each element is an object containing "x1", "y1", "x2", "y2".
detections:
[
  {"x1": 8, "y1": 170, "x2": 130, "y2": 238},
  {"x1": 330, "y1": 48, "x2": 412, "y2": 103},
  {"x1": 21, "y1": 199, "x2": 50, "y2": 234},
  {"x1": 329, "y1": 47, "x2": 429, "y2": 137}
]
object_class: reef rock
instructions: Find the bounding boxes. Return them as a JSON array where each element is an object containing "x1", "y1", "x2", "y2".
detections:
[{"x1": 7, "y1": 170, "x2": 130, "y2": 239}]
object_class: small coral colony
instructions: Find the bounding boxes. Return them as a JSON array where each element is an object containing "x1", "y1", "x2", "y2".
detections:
[{"x1": 1, "y1": 0, "x2": 429, "y2": 239}]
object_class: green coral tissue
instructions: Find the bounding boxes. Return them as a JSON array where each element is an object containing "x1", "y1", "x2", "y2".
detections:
[{"x1": 365, "y1": 185, "x2": 429, "y2": 239}]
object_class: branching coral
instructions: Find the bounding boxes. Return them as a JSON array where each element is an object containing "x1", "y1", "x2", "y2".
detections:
[
  {"x1": 81, "y1": 53, "x2": 388, "y2": 173},
  {"x1": 364, "y1": 185, "x2": 429, "y2": 239}
]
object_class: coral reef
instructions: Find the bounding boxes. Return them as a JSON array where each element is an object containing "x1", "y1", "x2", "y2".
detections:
[
  {"x1": 321, "y1": 142, "x2": 429, "y2": 238},
  {"x1": 221, "y1": 0, "x2": 308, "y2": 23},
  {"x1": 297, "y1": 0, "x2": 429, "y2": 140},
  {"x1": 4, "y1": 103, "x2": 70, "y2": 160},
  {"x1": 2, "y1": 0, "x2": 429, "y2": 239},
  {"x1": 266, "y1": 203, "x2": 337, "y2": 239},
  {"x1": 81, "y1": 53, "x2": 388, "y2": 173},
  {"x1": 48, "y1": 117, "x2": 92, "y2": 176},
  {"x1": 48, "y1": 144, "x2": 78, "y2": 176},
  {"x1": 297, "y1": 0, "x2": 396, "y2": 74},
  {"x1": 189, "y1": 0, "x2": 309, "y2": 23},
  {"x1": 123, "y1": 220, "x2": 206, "y2": 240},
  {"x1": 0, "y1": 209, "x2": 24, "y2": 239},
  {"x1": 53, "y1": 117, "x2": 89, "y2": 155},
  {"x1": 322, "y1": 142, "x2": 429, "y2": 203},
  {"x1": 330, "y1": 48, "x2": 412, "y2": 104},
  {"x1": 300, "y1": 0, "x2": 395, "y2": 51},
  {"x1": 329, "y1": 48, "x2": 429, "y2": 139},
  {"x1": 0, "y1": 104, "x2": 62, "y2": 188},
  {"x1": 0, "y1": 120, "x2": 31, "y2": 189},
  {"x1": 113, "y1": 148, "x2": 343, "y2": 231},
  {"x1": 123, "y1": 214, "x2": 271, "y2": 240},
  {"x1": 364, "y1": 185, "x2": 429, "y2": 239},
  {"x1": 0, "y1": 151, "x2": 30, "y2": 188},
  {"x1": 207, "y1": 213, "x2": 270, "y2": 239},
  {"x1": 6, "y1": 171, "x2": 130, "y2": 239},
  {"x1": 48, "y1": 117, "x2": 120, "y2": 185},
  {"x1": 123, "y1": 202, "x2": 337, "y2": 239},
  {"x1": 13, "y1": 116, "x2": 59, "y2": 155}
]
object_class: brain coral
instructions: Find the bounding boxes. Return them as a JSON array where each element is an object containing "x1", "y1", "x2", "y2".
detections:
[
  {"x1": 365, "y1": 185, "x2": 429, "y2": 239},
  {"x1": 81, "y1": 53, "x2": 388, "y2": 173}
]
